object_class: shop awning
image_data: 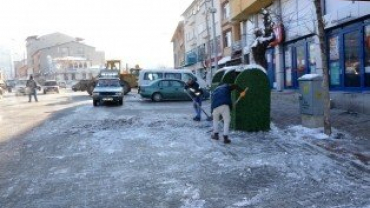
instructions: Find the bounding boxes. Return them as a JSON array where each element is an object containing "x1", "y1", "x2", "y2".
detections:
[{"x1": 218, "y1": 56, "x2": 231, "y2": 65}]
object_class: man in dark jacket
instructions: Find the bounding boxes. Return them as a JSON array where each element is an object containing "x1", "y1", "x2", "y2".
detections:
[
  {"x1": 211, "y1": 83, "x2": 245, "y2": 143},
  {"x1": 185, "y1": 78, "x2": 203, "y2": 121},
  {"x1": 26, "y1": 75, "x2": 39, "y2": 102}
]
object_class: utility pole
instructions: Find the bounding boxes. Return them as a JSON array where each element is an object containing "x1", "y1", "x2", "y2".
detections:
[
  {"x1": 209, "y1": 0, "x2": 218, "y2": 79},
  {"x1": 204, "y1": 0, "x2": 212, "y2": 86}
]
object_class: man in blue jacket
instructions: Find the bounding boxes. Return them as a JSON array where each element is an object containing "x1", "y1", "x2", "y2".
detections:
[{"x1": 211, "y1": 83, "x2": 245, "y2": 144}]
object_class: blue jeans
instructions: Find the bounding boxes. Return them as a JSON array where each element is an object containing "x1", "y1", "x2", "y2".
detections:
[
  {"x1": 28, "y1": 89, "x2": 38, "y2": 102},
  {"x1": 193, "y1": 96, "x2": 202, "y2": 119}
]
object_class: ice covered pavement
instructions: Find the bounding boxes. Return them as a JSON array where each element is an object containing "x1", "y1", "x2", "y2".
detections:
[{"x1": 0, "y1": 94, "x2": 369, "y2": 208}]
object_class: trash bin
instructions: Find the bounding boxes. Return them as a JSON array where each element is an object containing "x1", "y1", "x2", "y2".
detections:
[{"x1": 298, "y1": 74, "x2": 324, "y2": 128}]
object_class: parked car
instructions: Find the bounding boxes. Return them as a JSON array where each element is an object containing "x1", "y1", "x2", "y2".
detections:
[
  {"x1": 139, "y1": 79, "x2": 210, "y2": 102},
  {"x1": 43, "y1": 80, "x2": 59, "y2": 94},
  {"x1": 138, "y1": 69, "x2": 207, "y2": 93},
  {"x1": 5, "y1": 80, "x2": 16, "y2": 92},
  {"x1": 57, "y1": 81, "x2": 67, "y2": 88},
  {"x1": 92, "y1": 78, "x2": 124, "y2": 106},
  {"x1": 14, "y1": 79, "x2": 29, "y2": 96},
  {"x1": 0, "y1": 80, "x2": 6, "y2": 92},
  {"x1": 0, "y1": 86, "x2": 3, "y2": 99}
]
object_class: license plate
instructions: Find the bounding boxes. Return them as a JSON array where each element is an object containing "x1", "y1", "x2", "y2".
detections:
[{"x1": 102, "y1": 97, "x2": 113, "y2": 101}]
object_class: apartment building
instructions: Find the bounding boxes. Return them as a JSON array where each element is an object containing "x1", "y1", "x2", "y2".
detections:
[
  {"x1": 229, "y1": 0, "x2": 370, "y2": 113},
  {"x1": 182, "y1": 0, "x2": 222, "y2": 83},
  {"x1": 175, "y1": 0, "x2": 370, "y2": 113},
  {"x1": 26, "y1": 32, "x2": 105, "y2": 81},
  {"x1": 171, "y1": 21, "x2": 186, "y2": 69}
]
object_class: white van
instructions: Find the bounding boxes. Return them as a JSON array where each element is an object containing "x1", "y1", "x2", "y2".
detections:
[{"x1": 138, "y1": 69, "x2": 207, "y2": 90}]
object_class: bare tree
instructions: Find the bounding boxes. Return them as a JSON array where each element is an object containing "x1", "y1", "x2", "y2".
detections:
[{"x1": 313, "y1": 0, "x2": 331, "y2": 135}]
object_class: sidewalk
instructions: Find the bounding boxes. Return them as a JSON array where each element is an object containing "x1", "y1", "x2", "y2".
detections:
[{"x1": 271, "y1": 91, "x2": 370, "y2": 167}]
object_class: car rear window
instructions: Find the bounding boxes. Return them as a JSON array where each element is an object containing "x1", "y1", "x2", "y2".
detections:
[{"x1": 45, "y1": 81, "x2": 57, "y2": 86}]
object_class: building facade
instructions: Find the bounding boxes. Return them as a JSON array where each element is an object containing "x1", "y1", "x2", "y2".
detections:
[
  {"x1": 182, "y1": 0, "x2": 222, "y2": 85},
  {"x1": 171, "y1": 21, "x2": 186, "y2": 69},
  {"x1": 0, "y1": 47, "x2": 14, "y2": 80},
  {"x1": 26, "y1": 32, "x2": 105, "y2": 81}
]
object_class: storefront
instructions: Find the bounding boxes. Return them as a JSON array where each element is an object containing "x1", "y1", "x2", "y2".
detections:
[
  {"x1": 327, "y1": 18, "x2": 370, "y2": 90},
  {"x1": 283, "y1": 36, "x2": 317, "y2": 89}
]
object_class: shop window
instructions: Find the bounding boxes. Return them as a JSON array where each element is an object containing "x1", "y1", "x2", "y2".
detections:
[
  {"x1": 296, "y1": 45, "x2": 306, "y2": 79},
  {"x1": 329, "y1": 36, "x2": 341, "y2": 87},
  {"x1": 365, "y1": 25, "x2": 370, "y2": 87},
  {"x1": 344, "y1": 31, "x2": 360, "y2": 87},
  {"x1": 284, "y1": 47, "x2": 293, "y2": 87},
  {"x1": 308, "y1": 42, "x2": 317, "y2": 73}
]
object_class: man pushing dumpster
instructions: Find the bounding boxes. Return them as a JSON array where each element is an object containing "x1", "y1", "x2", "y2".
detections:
[{"x1": 211, "y1": 83, "x2": 247, "y2": 144}]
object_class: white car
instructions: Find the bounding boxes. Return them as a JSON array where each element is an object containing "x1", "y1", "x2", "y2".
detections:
[{"x1": 14, "y1": 79, "x2": 29, "y2": 96}]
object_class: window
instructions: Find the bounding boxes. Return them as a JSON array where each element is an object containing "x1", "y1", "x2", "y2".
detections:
[
  {"x1": 344, "y1": 31, "x2": 360, "y2": 87},
  {"x1": 61, "y1": 47, "x2": 69, "y2": 56},
  {"x1": 77, "y1": 47, "x2": 84, "y2": 55},
  {"x1": 308, "y1": 42, "x2": 317, "y2": 73},
  {"x1": 296, "y1": 45, "x2": 306, "y2": 79},
  {"x1": 182, "y1": 73, "x2": 196, "y2": 82},
  {"x1": 224, "y1": 31, "x2": 232, "y2": 48},
  {"x1": 159, "y1": 80, "x2": 170, "y2": 87},
  {"x1": 222, "y1": 2, "x2": 230, "y2": 20},
  {"x1": 144, "y1": 72, "x2": 163, "y2": 81},
  {"x1": 171, "y1": 80, "x2": 184, "y2": 87},
  {"x1": 165, "y1": 73, "x2": 181, "y2": 80},
  {"x1": 365, "y1": 25, "x2": 370, "y2": 87},
  {"x1": 284, "y1": 46, "x2": 292, "y2": 87},
  {"x1": 329, "y1": 36, "x2": 341, "y2": 87}
]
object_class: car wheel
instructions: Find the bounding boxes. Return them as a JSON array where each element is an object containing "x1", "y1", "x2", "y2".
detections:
[
  {"x1": 152, "y1": 93, "x2": 162, "y2": 102},
  {"x1": 93, "y1": 100, "x2": 98, "y2": 106},
  {"x1": 118, "y1": 99, "x2": 123, "y2": 105}
]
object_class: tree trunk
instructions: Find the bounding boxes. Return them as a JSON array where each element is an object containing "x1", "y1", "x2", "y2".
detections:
[{"x1": 313, "y1": 0, "x2": 332, "y2": 135}]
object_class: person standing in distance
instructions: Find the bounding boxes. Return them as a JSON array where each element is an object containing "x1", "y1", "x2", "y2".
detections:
[
  {"x1": 26, "y1": 75, "x2": 39, "y2": 102},
  {"x1": 210, "y1": 83, "x2": 245, "y2": 144}
]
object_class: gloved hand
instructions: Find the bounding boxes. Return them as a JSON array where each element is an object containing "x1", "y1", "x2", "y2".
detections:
[{"x1": 239, "y1": 91, "x2": 246, "y2": 98}]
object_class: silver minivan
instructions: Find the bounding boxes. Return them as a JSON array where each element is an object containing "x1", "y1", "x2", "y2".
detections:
[{"x1": 138, "y1": 69, "x2": 207, "y2": 93}]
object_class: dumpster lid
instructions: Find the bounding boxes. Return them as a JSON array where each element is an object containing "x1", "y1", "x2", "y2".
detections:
[{"x1": 298, "y1": 74, "x2": 323, "y2": 81}]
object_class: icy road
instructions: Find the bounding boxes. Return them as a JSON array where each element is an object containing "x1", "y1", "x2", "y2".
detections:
[{"x1": 0, "y1": 91, "x2": 369, "y2": 208}]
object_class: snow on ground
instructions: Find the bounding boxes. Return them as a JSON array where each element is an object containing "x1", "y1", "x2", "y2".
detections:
[{"x1": 0, "y1": 94, "x2": 369, "y2": 208}]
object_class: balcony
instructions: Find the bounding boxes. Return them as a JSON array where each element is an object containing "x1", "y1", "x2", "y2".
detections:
[{"x1": 230, "y1": 0, "x2": 273, "y2": 21}]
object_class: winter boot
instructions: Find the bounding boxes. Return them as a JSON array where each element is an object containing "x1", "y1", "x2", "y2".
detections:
[
  {"x1": 211, "y1": 133, "x2": 219, "y2": 140},
  {"x1": 223, "y1": 135, "x2": 231, "y2": 144},
  {"x1": 193, "y1": 116, "x2": 201, "y2": 121}
]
